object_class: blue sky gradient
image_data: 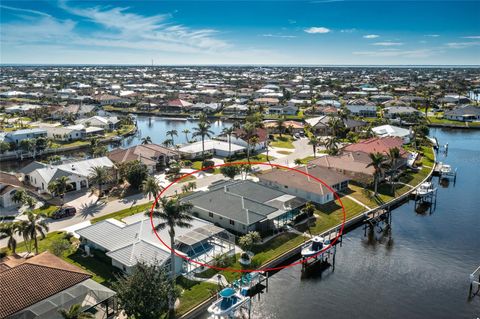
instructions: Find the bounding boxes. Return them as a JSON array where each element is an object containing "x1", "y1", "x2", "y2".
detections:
[{"x1": 1, "y1": 1, "x2": 479, "y2": 65}]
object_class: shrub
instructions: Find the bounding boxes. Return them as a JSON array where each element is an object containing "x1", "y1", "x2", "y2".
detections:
[{"x1": 50, "y1": 239, "x2": 71, "y2": 256}]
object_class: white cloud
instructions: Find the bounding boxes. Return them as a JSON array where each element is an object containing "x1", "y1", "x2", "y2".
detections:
[
  {"x1": 1, "y1": 16, "x2": 76, "y2": 45},
  {"x1": 0, "y1": 4, "x2": 52, "y2": 17},
  {"x1": 1, "y1": 2, "x2": 286, "y2": 64},
  {"x1": 373, "y1": 42, "x2": 403, "y2": 46},
  {"x1": 363, "y1": 34, "x2": 379, "y2": 39},
  {"x1": 340, "y1": 28, "x2": 356, "y2": 33},
  {"x1": 353, "y1": 49, "x2": 434, "y2": 58},
  {"x1": 462, "y1": 36, "x2": 480, "y2": 39},
  {"x1": 304, "y1": 27, "x2": 330, "y2": 34},
  {"x1": 56, "y1": 1, "x2": 229, "y2": 53},
  {"x1": 446, "y1": 41, "x2": 480, "y2": 49},
  {"x1": 425, "y1": 34, "x2": 440, "y2": 37},
  {"x1": 261, "y1": 34, "x2": 296, "y2": 38}
]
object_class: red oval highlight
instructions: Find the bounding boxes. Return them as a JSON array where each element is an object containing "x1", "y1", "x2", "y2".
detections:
[{"x1": 149, "y1": 161, "x2": 346, "y2": 273}]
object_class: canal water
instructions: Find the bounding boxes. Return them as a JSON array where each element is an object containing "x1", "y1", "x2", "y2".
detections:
[
  {"x1": 118, "y1": 116, "x2": 232, "y2": 148},
  {"x1": 200, "y1": 128, "x2": 480, "y2": 319}
]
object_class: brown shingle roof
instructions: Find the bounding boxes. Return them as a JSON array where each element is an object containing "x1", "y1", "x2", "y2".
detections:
[
  {"x1": 342, "y1": 137, "x2": 406, "y2": 157},
  {"x1": 0, "y1": 171, "x2": 22, "y2": 188},
  {"x1": 310, "y1": 152, "x2": 376, "y2": 176},
  {"x1": 108, "y1": 144, "x2": 179, "y2": 166},
  {"x1": 0, "y1": 252, "x2": 91, "y2": 318},
  {"x1": 258, "y1": 165, "x2": 349, "y2": 196}
]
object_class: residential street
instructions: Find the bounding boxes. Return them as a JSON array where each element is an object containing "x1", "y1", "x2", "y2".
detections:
[
  {"x1": 0, "y1": 139, "x2": 316, "y2": 249},
  {"x1": 0, "y1": 173, "x2": 227, "y2": 249}
]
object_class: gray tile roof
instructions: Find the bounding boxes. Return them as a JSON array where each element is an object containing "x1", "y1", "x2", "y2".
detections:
[{"x1": 184, "y1": 180, "x2": 292, "y2": 225}]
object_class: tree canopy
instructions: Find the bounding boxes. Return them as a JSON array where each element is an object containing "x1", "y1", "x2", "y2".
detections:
[{"x1": 113, "y1": 261, "x2": 173, "y2": 319}]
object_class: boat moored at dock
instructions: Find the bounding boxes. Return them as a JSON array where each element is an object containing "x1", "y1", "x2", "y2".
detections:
[{"x1": 207, "y1": 287, "x2": 250, "y2": 318}]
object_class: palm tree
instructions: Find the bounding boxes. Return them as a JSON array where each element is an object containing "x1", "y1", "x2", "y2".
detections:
[
  {"x1": 0, "y1": 223, "x2": 18, "y2": 254},
  {"x1": 242, "y1": 123, "x2": 257, "y2": 165},
  {"x1": 146, "y1": 197, "x2": 193, "y2": 317},
  {"x1": 141, "y1": 136, "x2": 152, "y2": 145},
  {"x1": 88, "y1": 166, "x2": 112, "y2": 198},
  {"x1": 308, "y1": 136, "x2": 320, "y2": 158},
  {"x1": 192, "y1": 122, "x2": 214, "y2": 167},
  {"x1": 222, "y1": 127, "x2": 235, "y2": 158},
  {"x1": 21, "y1": 211, "x2": 49, "y2": 255},
  {"x1": 276, "y1": 117, "x2": 285, "y2": 137},
  {"x1": 249, "y1": 136, "x2": 260, "y2": 163},
  {"x1": 324, "y1": 136, "x2": 339, "y2": 155},
  {"x1": 182, "y1": 129, "x2": 190, "y2": 143},
  {"x1": 58, "y1": 304, "x2": 93, "y2": 319},
  {"x1": 48, "y1": 176, "x2": 71, "y2": 205},
  {"x1": 166, "y1": 130, "x2": 178, "y2": 146},
  {"x1": 327, "y1": 116, "x2": 344, "y2": 138},
  {"x1": 388, "y1": 147, "x2": 401, "y2": 193},
  {"x1": 162, "y1": 139, "x2": 174, "y2": 148},
  {"x1": 12, "y1": 188, "x2": 28, "y2": 205},
  {"x1": 142, "y1": 176, "x2": 162, "y2": 201},
  {"x1": 367, "y1": 152, "x2": 386, "y2": 196}
]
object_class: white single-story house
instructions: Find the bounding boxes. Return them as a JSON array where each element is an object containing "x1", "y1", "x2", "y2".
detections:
[
  {"x1": 346, "y1": 105, "x2": 377, "y2": 117},
  {"x1": 372, "y1": 125, "x2": 412, "y2": 144},
  {"x1": 20, "y1": 157, "x2": 116, "y2": 194},
  {"x1": 383, "y1": 106, "x2": 421, "y2": 119},
  {"x1": 258, "y1": 165, "x2": 350, "y2": 205},
  {"x1": 444, "y1": 105, "x2": 480, "y2": 122},
  {"x1": 76, "y1": 116, "x2": 120, "y2": 131},
  {"x1": 0, "y1": 172, "x2": 22, "y2": 209},
  {"x1": 4, "y1": 104, "x2": 42, "y2": 114},
  {"x1": 76, "y1": 216, "x2": 235, "y2": 275},
  {"x1": 2, "y1": 128, "x2": 47, "y2": 145},
  {"x1": 268, "y1": 104, "x2": 298, "y2": 116},
  {"x1": 40, "y1": 124, "x2": 104, "y2": 141},
  {"x1": 178, "y1": 139, "x2": 245, "y2": 159}
]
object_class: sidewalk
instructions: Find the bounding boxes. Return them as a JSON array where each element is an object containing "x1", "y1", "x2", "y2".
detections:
[{"x1": 0, "y1": 173, "x2": 228, "y2": 249}]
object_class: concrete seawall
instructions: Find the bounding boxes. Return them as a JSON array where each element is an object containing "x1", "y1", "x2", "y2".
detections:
[{"x1": 179, "y1": 148, "x2": 436, "y2": 319}]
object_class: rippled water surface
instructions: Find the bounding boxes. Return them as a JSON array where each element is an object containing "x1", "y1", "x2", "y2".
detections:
[{"x1": 201, "y1": 128, "x2": 480, "y2": 319}]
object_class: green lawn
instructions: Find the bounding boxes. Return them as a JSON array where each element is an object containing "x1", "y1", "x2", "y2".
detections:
[
  {"x1": 32, "y1": 204, "x2": 59, "y2": 217},
  {"x1": 309, "y1": 196, "x2": 367, "y2": 234},
  {"x1": 91, "y1": 202, "x2": 153, "y2": 223},
  {"x1": 230, "y1": 154, "x2": 274, "y2": 163},
  {"x1": 277, "y1": 150, "x2": 292, "y2": 155},
  {"x1": 190, "y1": 161, "x2": 220, "y2": 174},
  {"x1": 51, "y1": 140, "x2": 89, "y2": 149},
  {"x1": 176, "y1": 277, "x2": 218, "y2": 316},
  {"x1": 4, "y1": 231, "x2": 66, "y2": 255},
  {"x1": 270, "y1": 135, "x2": 295, "y2": 149},
  {"x1": 0, "y1": 230, "x2": 118, "y2": 285},
  {"x1": 251, "y1": 232, "x2": 306, "y2": 266},
  {"x1": 64, "y1": 249, "x2": 121, "y2": 286}
]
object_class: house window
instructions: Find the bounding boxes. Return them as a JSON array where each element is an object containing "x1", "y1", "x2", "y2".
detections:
[
  {"x1": 229, "y1": 219, "x2": 235, "y2": 225},
  {"x1": 209, "y1": 212, "x2": 213, "y2": 218}
]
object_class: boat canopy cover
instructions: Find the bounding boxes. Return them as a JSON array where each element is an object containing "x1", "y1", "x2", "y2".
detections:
[{"x1": 219, "y1": 287, "x2": 236, "y2": 298}]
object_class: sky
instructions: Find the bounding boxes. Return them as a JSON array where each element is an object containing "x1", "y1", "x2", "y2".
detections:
[{"x1": 0, "y1": 1, "x2": 479, "y2": 65}]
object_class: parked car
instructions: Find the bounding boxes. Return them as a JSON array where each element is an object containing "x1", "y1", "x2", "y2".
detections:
[{"x1": 51, "y1": 206, "x2": 76, "y2": 219}]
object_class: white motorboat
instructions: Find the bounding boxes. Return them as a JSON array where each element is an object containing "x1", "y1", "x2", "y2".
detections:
[
  {"x1": 416, "y1": 182, "x2": 436, "y2": 196},
  {"x1": 440, "y1": 164, "x2": 455, "y2": 176},
  {"x1": 207, "y1": 287, "x2": 250, "y2": 316},
  {"x1": 301, "y1": 236, "x2": 331, "y2": 258}
]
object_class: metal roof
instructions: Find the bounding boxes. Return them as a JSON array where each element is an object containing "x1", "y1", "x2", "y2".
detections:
[{"x1": 176, "y1": 224, "x2": 225, "y2": 246}]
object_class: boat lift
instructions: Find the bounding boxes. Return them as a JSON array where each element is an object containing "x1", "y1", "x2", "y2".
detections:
[
  {"x1": 469, "y1": 265, "x2": 480, "y2": 299},
  {"x1": 413, "y1": 181, "x2": 438, "y2": 214}
]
